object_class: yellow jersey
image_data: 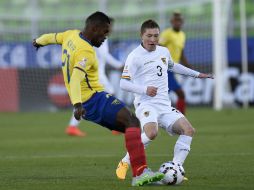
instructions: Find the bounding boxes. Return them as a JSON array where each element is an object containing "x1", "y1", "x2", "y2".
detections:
[
  {"x1": 159, "y1": 28, "x2": 186, "y2": 63},
  {"x1": 36, "y1": 30, "x2": 104, "y2": 104}
]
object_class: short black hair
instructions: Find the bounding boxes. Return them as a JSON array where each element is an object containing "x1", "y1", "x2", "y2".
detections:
[
  {"x1": 86, "y1": 11, "x2": 110, "y2": 27},
  {"x1": 141, "y1": 19, "x2": 160, "y2": 34}
]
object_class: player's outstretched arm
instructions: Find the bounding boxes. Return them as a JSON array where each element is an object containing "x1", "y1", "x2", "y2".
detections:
[
  {"x1": 171, "y1": 63, "x2": 214, "y2": 79},
  {"x1": 197, "y1": 73, "x2": 214, "y2": 79},
  {"x1": 32, "y1": 32, "x2": 64, "y2": 50},
  {"x1": 32, "y1": 39, "x2": 44, "y2": 50}
]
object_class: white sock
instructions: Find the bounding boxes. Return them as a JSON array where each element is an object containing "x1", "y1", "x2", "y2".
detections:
[
  {"x1": 122, "y1": 132, "x2": 152, "y2": 165},
  {"x1": 69, "y1": 115, "x2": 80, "y2": 127},
  {"x1": 173, "y1": 135, "x2": 192, "y2": 165}
]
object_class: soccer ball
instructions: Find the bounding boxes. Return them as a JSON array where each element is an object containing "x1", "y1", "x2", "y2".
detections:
[{"x1": 159, "y1": 161, "x2": 185, "y2": 185}]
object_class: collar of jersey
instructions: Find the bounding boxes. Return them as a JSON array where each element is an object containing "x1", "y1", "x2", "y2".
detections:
[
  {"x1": 79, "y1": 32, "x2": 93, "y2": 46},
  {"x1": 140, "y1": 43, "x2": 155, "y2": 53}
]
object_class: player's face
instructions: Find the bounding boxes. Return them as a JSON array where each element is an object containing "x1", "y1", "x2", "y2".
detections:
[
  {"x1": 171, "y1": 16, "x2": 183, "y2": 31},
  {"x1": 141, "y1": 28, "x2": 160, "y2": 52},
  {"x1": 92, "y1": 23, "x2": 110, "y2": 47}
]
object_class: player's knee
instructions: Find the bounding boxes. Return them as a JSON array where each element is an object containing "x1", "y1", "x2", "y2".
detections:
[
  {"x1": 174, "y1": 118, "x2": 195, "y2": 136},
  {"x1": 144, "y1": 123, "x2": 158, "y2": 140},
  {"x1": 184, "y1": 126, "x2": 195, "y2": 136},
  {"x1": 116, "y1": 107, "x2": 140, "y2": 131},
  {"x1": 146, "y1": 129, "x2": 158, "y2": 140},
  {"x1": 181, "y1": 118, "x2": 195, "y2": 136}
]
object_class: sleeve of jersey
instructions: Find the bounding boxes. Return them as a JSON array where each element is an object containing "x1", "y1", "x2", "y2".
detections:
[
  {"x1": 120, "y1": 55, "x2": 146, "y2": 94},
  {"x1": 69, "y1": 50, "x2": 93, "y2": 105},
  {"x1": 120, "y1": 79, "x2": 146, "y2": 94},
  {"x1": 36, "y1": 31, "x2": 65, "y2": 45},
  {"x1": 169, "y1": 60, "x2": 200, "y2": 77}
]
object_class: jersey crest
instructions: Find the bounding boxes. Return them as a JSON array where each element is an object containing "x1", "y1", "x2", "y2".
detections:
[
  {"x1": 161, "y1": 58, "x2": 167, "y2": 65},
  {"x1": 144, "y1": 111, "x2": 150, "y2": 117}
]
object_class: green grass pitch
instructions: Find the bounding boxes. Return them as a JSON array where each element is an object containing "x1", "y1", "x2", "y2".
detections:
[{"x1": 0, "y1": 108, "x2": 254, "y2": 190}]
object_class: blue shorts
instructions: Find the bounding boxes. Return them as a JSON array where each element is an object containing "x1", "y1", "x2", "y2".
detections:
[
  {"x1": 168, "y1": 71, "x2": 181, "y2": 92},
  {"x1": 82, "y1": 91, "x2": 125, "y2": 130}
]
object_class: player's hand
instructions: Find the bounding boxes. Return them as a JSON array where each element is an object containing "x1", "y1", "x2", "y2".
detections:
[
  {"x1": 32, "y1": 39, "x2": 43, "y2": 50},
  {"x1": 198, "y1": 73, "x2": 214, "y2": 79},
  {"x1": 146, "y1": 86, "x2": 158, "y2": 97},
  {"x1": 73, "y1": 103, "x2": 86, "y2": 121}
]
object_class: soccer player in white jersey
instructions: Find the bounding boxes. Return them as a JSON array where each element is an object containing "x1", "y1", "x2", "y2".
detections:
[
  {"x1": 66, "y1": 17, "x2": 123, "y2": 137},
  {"x1": 116, "y1": 19, "x2": 213, "y2": 180}
]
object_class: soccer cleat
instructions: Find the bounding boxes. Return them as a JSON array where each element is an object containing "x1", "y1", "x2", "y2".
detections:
[
  {"x1": 183, "y1": 177, "x2": 189, "y2": 181},
  {"x1": 112, "y1": 130, "x2": 121, "y2": 135},
  {"x1": 65, "y1": 126, "x2": 86, "y2": 137},
  {"x1": 131, "y1": 168, "x2": 164, "y2": 186},
  {"x1": 116, "y1": 161, "x2": 129, "y2": 180}
]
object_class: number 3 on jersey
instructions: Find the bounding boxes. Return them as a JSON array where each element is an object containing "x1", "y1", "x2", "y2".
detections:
[
  {"x1": 62, "y1": 49, "x2": 71, "y2": 83},
  {"x1": 157, "y1": 65, "x2": 162, "y2": 76}
]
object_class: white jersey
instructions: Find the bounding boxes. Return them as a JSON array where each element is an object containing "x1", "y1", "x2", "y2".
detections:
[{"x1": 122, "y1": 45, "x2": 173, "y2": 107}]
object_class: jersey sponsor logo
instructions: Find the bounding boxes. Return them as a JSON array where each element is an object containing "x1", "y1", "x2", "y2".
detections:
[
  {"x1": 111, "y1": 99, "x2": 121, "y2": 105},
  {"x1": 161, "y1": 58, "x2": 167, "y2": 65},
  {"x1": 78, "y1": 58, "x2": 87, "y2": 67},
  {"x1": 144, "y1": 60, "x2": 155, "y2": 65},
  {"x1": 144, "y1": 111, "x2": 150, "y2": 117}
]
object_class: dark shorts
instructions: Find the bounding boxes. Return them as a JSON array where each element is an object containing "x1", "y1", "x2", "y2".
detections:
[
  {"x1": 82, "y1": 91, "x2": 125, "y2": 130},
  {"x1": 168, "y1": 71, "x2": 181, "y2": 92}
]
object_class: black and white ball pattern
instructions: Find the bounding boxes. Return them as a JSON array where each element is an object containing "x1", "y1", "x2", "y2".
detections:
[{"x1": 159, "y1": 161, "x2": 185, "y2": 185}]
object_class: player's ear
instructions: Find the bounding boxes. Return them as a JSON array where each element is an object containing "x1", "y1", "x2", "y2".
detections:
[{"x1": 140, "y1": 32, "x2": 143, "y2": 39}]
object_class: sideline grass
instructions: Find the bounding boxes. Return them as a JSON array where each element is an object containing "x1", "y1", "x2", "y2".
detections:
[{"x1": 0, "y1": 108, "x2": 253, "y2": 190}]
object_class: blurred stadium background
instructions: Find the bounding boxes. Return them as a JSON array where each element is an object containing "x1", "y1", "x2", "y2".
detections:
[
  {"x1": 0, "y1": 0, "x2": 254, "y2": 112},
  {"x1": 0, "y1": 1, "x2": 254, "y2": 190}
]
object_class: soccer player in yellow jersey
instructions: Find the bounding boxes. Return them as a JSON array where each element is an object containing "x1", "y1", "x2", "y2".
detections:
[
  {"x1": 65, "y1": 17, "x2": 122, "y2": 137},
  {"x1": 32, "y1": 11, "x2": 164, "y2": 186},
  {"x1": 159, "y1": 11, "x2": 192, "y2": 114}
]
